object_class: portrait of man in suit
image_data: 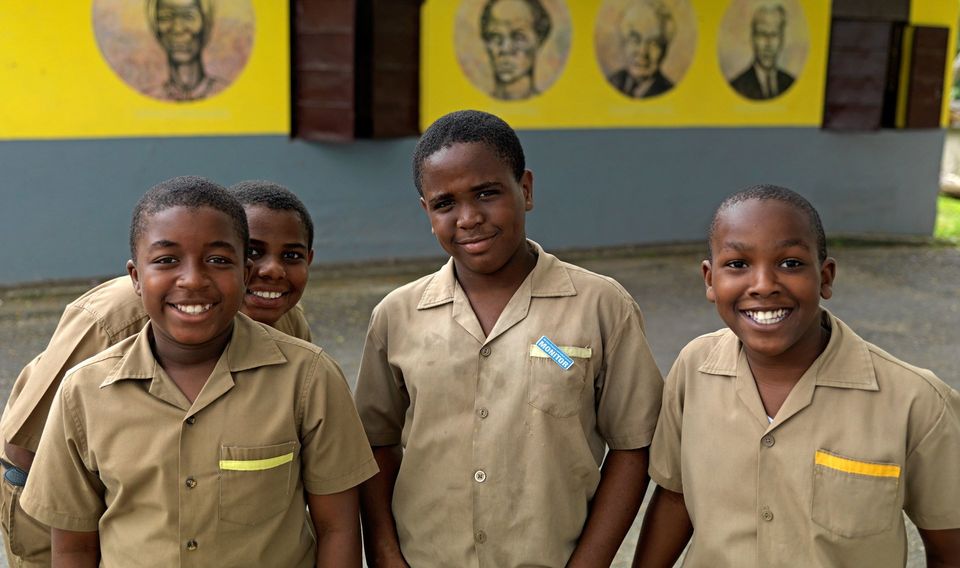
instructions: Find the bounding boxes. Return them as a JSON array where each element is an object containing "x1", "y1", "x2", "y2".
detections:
[
  {"x1": 607, "y1": 1, "x2": 676, "y2": 99},
  {"x1": 480, "y1": 0, "x2": 552, "y2": 101},
  {"x1": 728, "y1": 4, "x2": 795, "y2": 100}
]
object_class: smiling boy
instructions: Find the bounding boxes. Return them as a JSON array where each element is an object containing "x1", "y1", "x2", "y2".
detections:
[
  {"x1": 633, "y1": 186, "x2": 960, "y2": 567},
  {"x1": 18, "y1": 177, "x2": 376, "y2": 567},
  {"x1": 0, "y1": 179, "x2": 316, "y2": 566},
  {"x1": 355, "y1": 110, "x2": 663, "y2": 567}
]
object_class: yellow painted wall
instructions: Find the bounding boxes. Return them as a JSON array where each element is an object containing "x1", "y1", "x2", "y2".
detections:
[{"x1": 0, "y1": 1, "x2": 288, "y2": 140}]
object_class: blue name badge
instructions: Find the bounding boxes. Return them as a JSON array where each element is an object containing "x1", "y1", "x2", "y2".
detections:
[{"x1": 535, "y1": 336, "x2": 575, "y2": 370}]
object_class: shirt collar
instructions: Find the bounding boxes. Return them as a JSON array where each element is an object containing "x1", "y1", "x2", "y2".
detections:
[
  {"x1": 416, "y1": 239, "x2": 576, "y2": 310},
  {"x1": 697, "y1": 309, "x2": 879, "y2": 391},
  {"x1": 100, "y1": 313, "x2": 288, "y2": 388}
]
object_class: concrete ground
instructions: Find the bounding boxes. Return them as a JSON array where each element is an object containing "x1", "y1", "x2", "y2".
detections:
[{"x1": 1, "y1": 243, "x2": 957, "y2": 566}]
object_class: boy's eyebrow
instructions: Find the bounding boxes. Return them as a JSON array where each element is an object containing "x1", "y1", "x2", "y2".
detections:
[
  {"x1": 777, "y1": 238, "x2": 811, "y2": 250},
  {"x1": 249, "y1": 238, "x2": 308, "y2": 249},
  {"x1": 207, "y1": 240, "x2": 240, "y2": 252},
  {"x1": 148, "y1": 239, "x2": 179, "y2": 249},
  {"x1": 720, "y1": 240, "x2": 751, "y2": 252}
]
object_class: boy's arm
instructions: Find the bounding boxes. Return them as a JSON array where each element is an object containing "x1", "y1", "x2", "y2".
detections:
[
  {"x1": 307, "y1": 489, "x2": 362, "y2": 568},
  {"x1": 919, "y1": 528, "x2": 960, "y2": 568},
  {"x1": 632, "y1": 485, "x2": 693, "y2": 568},
  {"x1": 359, "y1": 444, "x2": 409, "y2": 568},
  {"x1": 51, "y1": 529, "x2": 99, "y2": 568},
  {"x1": 566, "y1": 447, "x2": 649, "y2": 568}
]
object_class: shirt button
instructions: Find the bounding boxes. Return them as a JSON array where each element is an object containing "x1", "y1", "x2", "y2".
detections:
[
  {"x1": 185, "y1": 477, "x2": 197, "y2": 489},
  {"x1": 760, "y1": 507, "x2": 774, "y2": 522},
  {"x1": 478, "y1": 407, "x2": 489, "y2": 419},
  {"x1": 186, "y1": 539, "x2": 198, "y2": 551},
  {"x1": 475, "y1": 530, "x2": 487, "y2": 543},
  {"x1": 474, "y1": 470, "x2": 487, "y2": 483},
  {"x1": 480, "y1": 346, "x2": 491, "y2": 357},
  {"x1": 186, "y1": 416, "x2": 196, "y2": 425},
  {"x1": 761, "y1": 435, "x2": 775, "y2": 448}
]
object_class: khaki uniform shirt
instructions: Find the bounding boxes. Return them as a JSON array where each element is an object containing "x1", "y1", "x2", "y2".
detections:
[
  {"x1": 19, "y1": 314, "x2": 376, "y2": 567},
  {"x1": 355, "y1": 242, "x2": 663, "y2": 567},
  {"x1": 1, "y1": 276, "x2": 311, "y2": 453},
  {"x1": 649, "y1": 311, "x2": 960, "y2": 568}
]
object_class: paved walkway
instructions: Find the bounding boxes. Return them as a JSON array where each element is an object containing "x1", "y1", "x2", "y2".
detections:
[{"x1": 1, "y1": 244, "x2": 956, "y2": 566}]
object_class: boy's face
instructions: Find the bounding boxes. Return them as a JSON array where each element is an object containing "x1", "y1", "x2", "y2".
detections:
[
  {"x1": 127, "y1": 206, "x2": 248, "y2": 351},
  {"x1": 242, "y1": 205, "x2": 313, "y2": 326},
  {"x1": 703, "y1": 199, "x2": 836, "y2": 365},
  {"x1": 419, "y1": 142, "x2": 533, "y2": 279}
]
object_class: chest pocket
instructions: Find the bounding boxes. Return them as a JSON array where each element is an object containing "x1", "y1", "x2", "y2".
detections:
[
  {"x1": 219, "y1": 441, "x2": 299, "y2": 525},
  {"x1": 811, "y1": 449, "x2": 901, "y2": 538},
  {"x1": 526, "y1": 344, "x2": 591, "y2": 418}
]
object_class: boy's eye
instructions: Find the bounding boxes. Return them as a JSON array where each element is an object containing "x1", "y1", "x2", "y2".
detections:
[
  {"x1": 432, "y1": 200, "x2": 454, "y2": 211},
  {"x1": 208, "y1": 256, "x2": 233, "y2": 265},
  {"x1": 247, "y1": 248, "x2": 262, "y2": 259},
  {"x1": 153, "y1": 256, "x2": 177, "y2": 265},
  {"x1": 282, "y1": 251, "x2": 305, "y2": 261},
  {"x1": 477, "y1": 189, "x2": 500, "y2": 199},
  {"x1": 724, "y1": 260, "x2": 747, "y2": 269},
  {"x1": 780, "y1": 259, "x2": 804, "y2": 269}
]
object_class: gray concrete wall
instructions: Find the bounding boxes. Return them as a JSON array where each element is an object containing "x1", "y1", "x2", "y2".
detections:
[{"x1": 0, "y1": 127, "x2": 945, "y2": 285}]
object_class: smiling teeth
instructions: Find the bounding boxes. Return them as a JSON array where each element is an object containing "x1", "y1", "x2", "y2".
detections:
[
  {"x1": 176, "y1": 304, "x2": 211, "y2": 315},
  {"x1": 250, "y1": 290, "x2": 283, "y2": 299},
  {"x1": 746, "y1": 309, "x2": 788, "y2": 325}
]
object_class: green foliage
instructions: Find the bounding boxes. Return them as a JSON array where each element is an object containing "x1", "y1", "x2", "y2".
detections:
[{"x1": 935, "y1": 194, "x2": 960, "y2": 242}]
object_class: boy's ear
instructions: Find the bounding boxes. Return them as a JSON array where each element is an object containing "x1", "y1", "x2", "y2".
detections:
[
  {"x1": 244, "y1": 258, "x2": 253, "y2": 285},
  {"x1": 702, "y1": 260, "x2": 716, "y2": 303},
  {"x1": 419, "y1": 197, "x2": 435, "y2": 234},
  {"x1": 521, "y1": 170, "x2": 534, "y2": 212},
  {"x1": 126, "y1": 260, "x2": 142, "y2": 296},
  {"x1": 306, "y1": 249, "x2": 315, "y2": 266},
  {"x1": 819, "y1": 257, "x2": 837, "y2": 300}
]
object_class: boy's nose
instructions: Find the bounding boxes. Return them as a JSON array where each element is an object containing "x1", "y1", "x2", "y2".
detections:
[
  {"x1": 178, "y1": 261, "x2": 210, "y2": 289},
  {"x1": 257, "y1": 257, "x2": 286, "y2": 280},
  {"x1": 749, "y1": 266, "x2": 779, "y2": 296},
  {"x1": 456, "y1": 205, "x2": 483, "y2": 229}
]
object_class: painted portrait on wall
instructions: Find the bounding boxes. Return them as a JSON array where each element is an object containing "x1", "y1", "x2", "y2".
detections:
[
  {"x1": 718, "y1": 0, "x2": 808, "y2": 101},
  {"x1": 455, "y1": 0, "x2": 572, "y2": 101},
  {"x1": 594, "y1": 0, "x2": 696, "y2": 100},
  {"x1": 93, "y1": 0, "x2": 254, "y2": 103}
]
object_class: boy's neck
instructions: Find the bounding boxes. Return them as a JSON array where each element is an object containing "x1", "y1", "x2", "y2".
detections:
[
  {"x1": 455, "y1": 242, "x2": 538, "y2": 337},
  {"x1": 149, "y1": 322, "x2": 234, "y2": 403}
]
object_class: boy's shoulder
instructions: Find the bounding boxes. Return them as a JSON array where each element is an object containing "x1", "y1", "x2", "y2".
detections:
[
  {"x1": 555, "y1": 258, "x2": 638, "y2": 306},
  {"x1": 862, "y1": 336, "x2": 955, "y2": 402},
  {"x1": 67, "y1": 276, "x2": 149, "y2": 339}
]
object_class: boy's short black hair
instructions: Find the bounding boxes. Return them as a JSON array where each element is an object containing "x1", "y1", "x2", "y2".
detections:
[
  {"x1": 412, "y1": 110, "x2": 525, "y2": 195},
  {"x1": 708, "y1": 184, "x2": 828, "y2": 262},
  {"x1": 129, "y1": 176, "x2": 249, "y2": 260},
  {"x1": 230, "y1": 180, "x2": 314, "y2": 249}
]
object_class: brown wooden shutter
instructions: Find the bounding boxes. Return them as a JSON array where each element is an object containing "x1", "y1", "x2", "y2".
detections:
[
  {"x1": 293, "y1": 0, "x2": 422, "y2": 141},
  {"x1": 822, "y1": 20, "x2": 897, "y2": 130},
  {"x1": 902, "y1": 26, "x2": 949, "y2": 129},
  {"x1": 831, "y1": 0, "x2": 908, "y2": 22},
  {"x1": 293, "y1": 0, "x2": 357, "y2": 141}
]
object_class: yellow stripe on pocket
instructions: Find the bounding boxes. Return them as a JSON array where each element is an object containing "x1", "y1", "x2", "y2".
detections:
[
  {"x1": 219, "y1": 452, "x2": 294, "y2": 472},
  {"x1": 814, "y1": 450, "x2": 900, "y2": 478},
  {"x1": 529, "y1": 345, "x2": 592, "y2": 359}
]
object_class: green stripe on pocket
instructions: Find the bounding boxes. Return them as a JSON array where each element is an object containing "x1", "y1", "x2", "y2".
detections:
[{"x1": 219, "y1": 452, "x2": 294, "y2": 472}]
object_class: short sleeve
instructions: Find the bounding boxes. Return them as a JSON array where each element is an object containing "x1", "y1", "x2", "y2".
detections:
[
  {"x1": 2, "y1": 306, "x2": 114, "y2": 451},
  {"x1": 272, "y1": 304, "x2": 313, "y2": 342},
  {"x1": 19, "y1": 382, "x2": 106, "y2": 532},
  {"x1": 299, "y1": 351, "x2": 378, "y2": 495},
  {"x1": 596, "y1": 299, "x2": 664, "y2": 450},
  {"x1": 354, "y1": 306, "x2": 411, "y2": 447},
  {"x1": 648, "y1": 353, "x2": 686, "y2": 494},
  {"x1": 903, "y1": 386, "x2": 960, "y2": 529}
]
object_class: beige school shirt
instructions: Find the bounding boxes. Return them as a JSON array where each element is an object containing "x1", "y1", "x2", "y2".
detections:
[
  {"x1": 355, "y1": 241, "x2": 663, "y2": 567},
  {"x1": 20, "y1": 313, "x2": 376, "y2": 567},
  {"x1": 649, "y1": 311, "x2": 960, "y2": 568},
  {"x1": 1, "y1": 276, "x2": 312, "y2": 454}
]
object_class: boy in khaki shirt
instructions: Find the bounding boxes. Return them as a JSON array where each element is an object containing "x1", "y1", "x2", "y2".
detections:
[
  {"x1": 634, "y1": 186, "x2": 960, "y2": 567},
  {"x1": 356, "y1": 111, "x2": 663, "y2": 567},
  {"x1": 0, "y1": 180, "x2": 316, "y2": 566},
  {"x1": 18, "y1": 177, "x2": 377, "y2": 567}
]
